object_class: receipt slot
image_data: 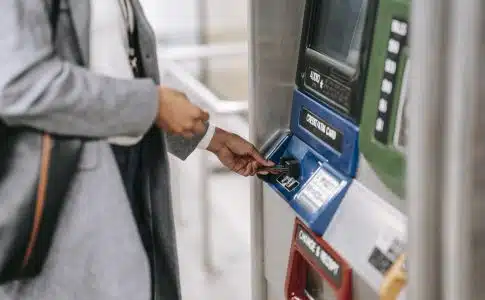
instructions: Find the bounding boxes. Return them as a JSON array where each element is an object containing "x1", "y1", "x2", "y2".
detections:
[
  {"x1": 258, "y1": 89, "x2": 359, "y2": 235},
  {"x1": 285, "y1": 218, "x2": 352, "y2": 300}
]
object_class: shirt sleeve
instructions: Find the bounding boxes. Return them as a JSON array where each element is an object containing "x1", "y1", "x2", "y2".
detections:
[{"x1": 196, "y1": 123, "x2": 216, "y2": 149}]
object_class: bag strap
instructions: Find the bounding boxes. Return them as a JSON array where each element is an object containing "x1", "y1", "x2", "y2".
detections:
[
  {"x1": 19, "y1": 0, "x2": 78, "y2": 273},
  {"x1": 20, "y1": 136, "x2": 83, "y2": 274},
  {"x1": 0, "y1": 1, "x2": 79, "y2": 282},
  {"x1": 19, "y1": 0, "x2": 61, "y2": 269},
  {"x1": 48, "y1": 0, "x2": 61, "y2": 41},
  {"x1": 21, "y1": 135, "x2": 52, "y2": 268}
]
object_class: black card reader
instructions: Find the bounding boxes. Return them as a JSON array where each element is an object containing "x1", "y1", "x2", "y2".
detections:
[{"x1": 258, "y1": 157, "x2": 301, "y2": 181}]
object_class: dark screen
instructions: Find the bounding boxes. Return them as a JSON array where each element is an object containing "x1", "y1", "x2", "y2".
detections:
[{"x1": 309, "y1": 0, "x2": 367, "y2": 69}]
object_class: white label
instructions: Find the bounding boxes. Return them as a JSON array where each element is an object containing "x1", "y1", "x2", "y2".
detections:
[
  {"x1": 298, "y1": 229, "x2": 340, "y2": 276},
  {"x1": 277, "y1": 174, "x2": 300, "y2": 192},
  {"x1": 378, "y1": 99, "x2": 388, "y2": 113},
  {"x1": 375, "y1": 118, "x2": 384, "y2": 132},
  {"x1": 310, "y1": 70, "x2": 321, "y2": 83},
  {"x1": 375, "y1": 227, "x2": 405, "y2": 262},
  {"x1": 296, "y1": 167, "x2": 345, "y2": 213},
  {"x1": 381, "y1": 79, "x2": 393, "y2": 94},
  {"x1": 385, "y1": 59, "x2": 397, "y2": 74},
  {"x1": 306, "y1": 113, "x2": 337, "y2": 141},
  {"x1": 391, "y1": 20, "x2": 408, "y2": 36},
  {"x1": 375, "y1": 231, "x2": 395, "y2": 253},
  {"x1": 388, "y1": 39, "x2": 401, "y2": 54}
]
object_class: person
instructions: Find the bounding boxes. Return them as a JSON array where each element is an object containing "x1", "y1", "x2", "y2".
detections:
[{"x1": 0, "y1": 0, "x2": 273, "y2": 299}]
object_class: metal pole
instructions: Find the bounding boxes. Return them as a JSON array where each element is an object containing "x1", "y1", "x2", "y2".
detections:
[
  {"x1": 443, "y1": 0, "x2": 482, "y2": 298},
  {"x1": 198, "y1": 0, "x2": 209, "y2": 84},
  {"x1": 408, "y1": 0, "x2": 448, "y2": 298},
  {"x1": 248, "y1": 0, "x2": 266, "y2": 298},
  {"x1": 196, "y1": 0, "x2": 214, "y2": 272}
]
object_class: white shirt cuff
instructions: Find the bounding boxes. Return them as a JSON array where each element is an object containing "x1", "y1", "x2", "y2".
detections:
[{"x1": 196, "y1": 123, "x2": 216, "y2": 149}]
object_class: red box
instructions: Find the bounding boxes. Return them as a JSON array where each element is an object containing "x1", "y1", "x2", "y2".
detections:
[{"x1": 285, "y1": 218, "x2": 352, "y2": 300}]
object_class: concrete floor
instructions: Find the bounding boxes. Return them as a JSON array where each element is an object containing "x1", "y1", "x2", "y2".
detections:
[{"x1": 170, "y1": 118, "x2": 251, "y2": 300}]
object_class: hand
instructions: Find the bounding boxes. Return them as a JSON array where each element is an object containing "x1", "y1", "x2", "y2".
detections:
[
  {"x1": 207, "y1": 127, "x2": 274, "y2": 176},
  {"x1": 156, "y1": 86, "x2": 210, "y2": 138}
]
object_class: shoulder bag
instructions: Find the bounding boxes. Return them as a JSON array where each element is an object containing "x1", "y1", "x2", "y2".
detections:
[{"x1": 0, "y1": 0, "x2": 84, "y2": 284}]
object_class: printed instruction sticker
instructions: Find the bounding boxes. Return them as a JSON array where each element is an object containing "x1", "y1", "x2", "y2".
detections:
[
  {"x1": 296, "y1": 166, "x2": 346, "y2": 213},
  {"x1": 369, "y1": 226, "x2": 406, "y2": 274}
]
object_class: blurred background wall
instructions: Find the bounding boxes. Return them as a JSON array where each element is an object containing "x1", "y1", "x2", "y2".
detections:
[{"x1": 140, "y1": 0, "x2": 249, "y2": 101}]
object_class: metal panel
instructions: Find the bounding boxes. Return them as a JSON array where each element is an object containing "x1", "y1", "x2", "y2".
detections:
[
  {"x1": 262, "y1": 186, "x2": 297, "y2": 300},
  {"x1": 248, "y1": 0, "x2": 305, "y2": 299},
  {"x1": 407, "y1": 0, "x2": 449, "y2": 297},
  {"x1": 443, "y1": 0, "x2": 483, "y2": 298},
  {"x1": 323, "y1": 180, "x2": 407, "y2": 299},
  {"x1": 470, "y1": 47, "x2": 485, "y2": 299}
]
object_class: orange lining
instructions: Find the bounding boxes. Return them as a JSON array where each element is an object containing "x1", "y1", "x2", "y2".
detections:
[{"x1": 21, "y1": 134, "x2": 52, "y2": 269}]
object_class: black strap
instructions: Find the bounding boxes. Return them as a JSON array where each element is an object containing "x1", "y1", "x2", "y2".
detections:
[
  {"x1": 118, "y1": 0, "x2": 145, "y2": 78},
  {"x1": 48, "y1": 0, "x2": 61, "y2": 40}
]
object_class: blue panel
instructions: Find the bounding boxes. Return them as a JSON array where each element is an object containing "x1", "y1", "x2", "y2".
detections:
[
  {"x1": 259, "y1": 88, "x2": 359, "y2": 235},
  {"x1": 263, "y1": 134, "x2": 351, "y2": 235},
  {"x1": 290, "y1": 89, "x2": 359, "y2": 177}
]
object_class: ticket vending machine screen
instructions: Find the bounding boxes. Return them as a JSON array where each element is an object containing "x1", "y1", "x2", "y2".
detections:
[
  {"x1": 309, "y1": 0, "x2": 368, "y2": 71},
  {"x1": 296, "y1": 0, "x2": 377, "y2": 122}
]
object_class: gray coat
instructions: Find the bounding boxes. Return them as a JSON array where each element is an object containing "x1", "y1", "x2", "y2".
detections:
[{"x1": 0, "y1": 0, "x2": 207, "y2": 299}]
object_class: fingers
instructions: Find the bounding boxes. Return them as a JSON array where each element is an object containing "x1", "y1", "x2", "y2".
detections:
[
  {"x1": 241, "y1": 161, "x2": 256, "y2": 177},
  {"x1": 180, "y1": 116, "x2": 208, "y2": 137},
  {"x1": 231, "y1": 147, "x2": 274, "y2": 177},
  {"x1": 189, "y1": 105, "x2": 209, "y2": 121},
  {"x1": 222, "y1": 131, "x2": 272, "y2": 167},
  {"x1": 157, "y1": 87, "x2": 212, "y2": 138},
  {"x1": 233, "y1": 159, "x2": 248, "y2": 176},
  {"x1": 249, "y1": 161, "x2": 259, "y2": 176},
  {"x1": 188, "y1": 104, "x2": 208, "y2": 120},
  {"x1": 249, "y1": 146, "x2": 273, "y2": 166},
  {"x1": 240, "y1": 161, "x2": 266, "y2": 177},
  {"x1": 224, "y1": 155, "x2": 275, "y2": 177},
  {"x1": 193, "y1": 120, "x2": 206, "y2": 135},
  {"x1": 187, "y1": 108, "x2": 209, "y2": 134},
  {"x1": 199, "y1": 109, "x2": 210, "y2": 122},
  {"x1": 240, "y1": 164, "x2": 252, "y2": 177},
  {"x1": 256, "y1": 168, "x2": 280, "y2": 176},
  {"x1": 231, "y1": 157, "x2": 254, "y2": 177}
]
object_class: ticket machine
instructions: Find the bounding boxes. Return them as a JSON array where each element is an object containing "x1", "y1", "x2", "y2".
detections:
[{"x1": 249, "y1": 0, "x2": 410, "y2": 299}]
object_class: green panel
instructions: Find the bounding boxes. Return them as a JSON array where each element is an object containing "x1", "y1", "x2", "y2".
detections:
[{"x1": 359, "y1": 0, "x2": 410, "y2": 199}]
